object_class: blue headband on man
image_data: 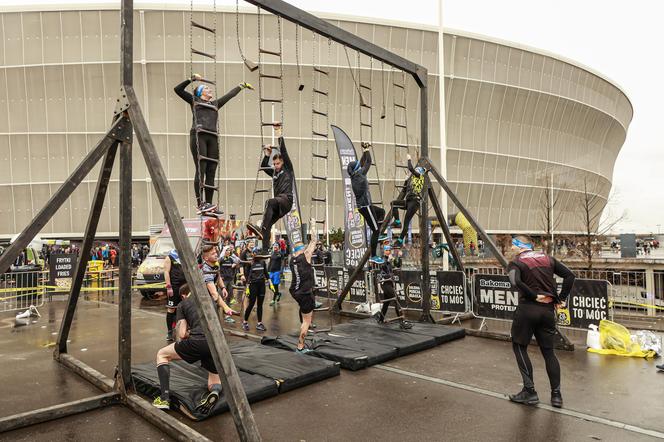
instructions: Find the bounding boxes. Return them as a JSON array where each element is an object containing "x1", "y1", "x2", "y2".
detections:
[
  {"x1": 512, "y1": 237, "x2": 533, "y2": 250},
  {"x1": 294, "y1": 244, "x2": 305, "y2": 253},
  {"x1": 195, "y1": 85, "x2": 205, "y2": 97}
]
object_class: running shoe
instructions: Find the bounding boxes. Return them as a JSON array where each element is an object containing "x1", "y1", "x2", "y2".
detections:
[
  {"x1": 392, "y1": 238, "x2": 404, "y2": 248},
  {"x1": 224, "y1": 316, "x2": 235, "y2": 324},
  {"x1": 195, "y1": 390, "x2": 220, "y2": 414},
  {"x1": 256, "y1": 323, "x2": 266, "y2": 332},
  {"x1": 242, "y1": 321, "x2": 250, "y2": 331},
  {"x1": 657, "y1": 363, "x2": 664, "y2": 371},
  {"x1": 509, "y1": 388, "x2": 539, "y2": 405},
  {"x1": 245, "y1": 223, "x2": 263, "y2": 240},
  {"x1": 391, "y1": 219, "x2": 402, "y2": 229},
  {"x1": 295, "y1": 347, "x2": 313, "y2": 355},
  {"x1": 399, "y1": 320, "x2": 413, "y2": 330},
  {"x1": 373, "y1": 312, "x2": 385, "y2": 324},
  {"x1": 203, "y1": 206, "x2": 224, "y2": 217},
  {"x1": 152, "y1": 396, "x2": 170, "y2": 410},
  {"x1": 378, "y1": 234, "x2": 388, "y2": 242},
  {"x1": 269, "y1": 299, "x2": 276, "y2": 306},
  {"x1": 314, "y1": 300, "x2": 323, "y2": 309},
  {"x1": 196, "y1": 202, "x2": 216, "y2": 215},
  {"x1": 276, "y1": 293, "x2": 282, "y2": 303},
  {"x1": 166, "y1": 330, "x2": 174, "y2": 342},
  {"x1": 369, "y1": 256, "x2": 384, "y2": 264}
]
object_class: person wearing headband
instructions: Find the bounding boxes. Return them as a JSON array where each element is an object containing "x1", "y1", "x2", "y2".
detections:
[
  {"x1": 347, "y1": 142, "x2": 385, "y2": 264},
  {"x1": 174, "y1": 74, "x2": 254, "y2": 215},
  {"x1": 507, "y1": 234, "x2": 575, "y2": 409},
  {"x1": 288, "y1": 222, "x2": 320, "y2": 353},
  {"x1": 391, "y1": 153, "x2": 426, "y2": 248}
]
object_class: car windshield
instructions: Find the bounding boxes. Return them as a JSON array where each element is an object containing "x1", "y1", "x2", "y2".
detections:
[{"x1": 149, "y1": 236, "x2": 199, "y2": 257}]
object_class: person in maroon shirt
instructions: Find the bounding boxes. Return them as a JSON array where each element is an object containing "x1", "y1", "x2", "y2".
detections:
[{"x1": 507, "y1": 235, "x2": 575, "y2": 409}]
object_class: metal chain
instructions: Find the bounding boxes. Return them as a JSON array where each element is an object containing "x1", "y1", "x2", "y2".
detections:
[
  {"x1": 295, "y1": 24, "x2": 301, "y2": 89},
  {"x1": 277, "y1": 16, "x2": 284, "y2": 125}
]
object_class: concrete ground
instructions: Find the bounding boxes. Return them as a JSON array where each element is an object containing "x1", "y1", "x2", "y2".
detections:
[{"x1": 0, "y1": 287, "x2": 662, "y2": 441}]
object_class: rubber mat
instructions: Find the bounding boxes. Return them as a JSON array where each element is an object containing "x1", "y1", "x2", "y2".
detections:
[
  {"x1": 350, "y1": 318, "x2": 466, "y2": 344},
  {"x1": 230, "y1": 340, "x2": 340, "y2": 392},
  {"x1": 132, "y1": 360, "x2": 278, "y2": 421},
  {"x1": 330, "y1": 322, "x2": 437, "y2": 356}
]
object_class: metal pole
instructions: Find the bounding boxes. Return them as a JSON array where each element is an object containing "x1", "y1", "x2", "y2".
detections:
[
  {"x1": 118, "y1": 139, "x2": 133, "y2": 388},
  {"x1": 55, "y1": 141, "x2": 121, "y2": 356},
  {"x1": 126, "y1": 88, "x2": 261, "y2": 441},
  {"x1": 437, "y1": 0, "x2": 449, "y2": 270},
  {"x1": 121, "y1": 0, "x2": 133, "y2": 87},
  {"x1": 419, "y1": 84, "x2": 433, "y2": 322}
]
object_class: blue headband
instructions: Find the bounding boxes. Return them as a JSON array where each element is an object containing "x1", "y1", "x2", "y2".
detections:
[
  {"x1": 512, "y1": 238, "x2": 533, "y2": 250},
  {"x1": 294, "y1": 244, "x2": 305, "y2": 253},
  {"x1": 195, "y1": 85, "x2": 205, "y2": 97},
  {"x1": 353, "y1": 161, "x2": 361, "y2": 172}
]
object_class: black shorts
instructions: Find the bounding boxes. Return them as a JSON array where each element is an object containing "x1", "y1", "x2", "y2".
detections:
[
  {"x1": 510, "y1": 302, "x2": 557, "y2": 349},
  {"x1": 174, "y1": 338, "x2": 217, "y2": 374},
  {"x1": 291, "y1": 291, "x2": 315, "y2": 314},
  {"x1": 166, "y1": 283, "x2": 184, "y2": 309}
]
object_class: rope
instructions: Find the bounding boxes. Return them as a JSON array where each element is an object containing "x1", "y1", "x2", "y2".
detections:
[
  {"x1": 247, "y1": 6, "x2": 264, "y2": 222},
  {"x1": 235, "y1": 0, "x2": 252, "y2": 69}
]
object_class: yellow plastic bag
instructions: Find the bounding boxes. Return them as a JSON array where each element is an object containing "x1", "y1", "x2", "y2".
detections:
[{"x1": 587, "y1": 320, "x2": 656, "y2": 358}]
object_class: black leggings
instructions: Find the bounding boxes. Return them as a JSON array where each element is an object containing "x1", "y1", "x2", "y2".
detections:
[
  {"x1": 190, "y1": 131, "x2": 219, "y2": 205},
  {"x1": 358, "y1": 205, "x2": 385, "y2": 257},
  {"x1": 512, "y1": 342, "x2": 560, "y2": 391},
  {"x1": 380, "y1": 281, "x2": 401, "y2": 317},
  {"x1": 392, "y1": 198, "x2": 420, "y2": 240},
  {"x1": 261, "y1": 195, "x2": 292, "y2": 250},
  {"x1": 244, "y1": 282, "x2": 265, "y2": 322}
]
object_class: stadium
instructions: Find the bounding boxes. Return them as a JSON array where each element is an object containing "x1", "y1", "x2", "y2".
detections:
[{"x1": 0, "y1": 4, "x2": 632, "y2": 238}]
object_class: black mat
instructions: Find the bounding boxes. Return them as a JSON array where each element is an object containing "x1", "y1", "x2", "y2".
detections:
[
  {"x1": 230, "y1": 340, "x2": 340, "y2": 392},
  {"x1": 261, "y1": 333, "x2": 398, "y2": 371},
  {"x1": 330, "y1": 323, "x2": 437, "y2": 356},
  {"x1": 350, "y1": 318, "x2": 467, "y2": 344},
  {"x1": 132, "y1": 360, "x2": 278, "y2": 421}
]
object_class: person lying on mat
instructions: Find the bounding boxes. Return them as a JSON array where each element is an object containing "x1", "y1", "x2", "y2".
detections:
[{"x1": 152, "y1": 280, "x2": 234, "y2": 413}]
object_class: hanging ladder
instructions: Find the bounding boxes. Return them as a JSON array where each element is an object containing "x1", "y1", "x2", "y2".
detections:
[
  {"x1": 309, "y1": 35, "x2": 331, "y2": 235},
  {"x1": 248, "y1": 9, "x2": 285, "y2": 225},
  {"x1": 393, "y1": 71, "x2": 411, "y2": 194}
]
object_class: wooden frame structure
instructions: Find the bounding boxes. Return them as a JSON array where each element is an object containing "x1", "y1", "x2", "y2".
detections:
[{"x1": 0, "y1": 0, "x2": 527, "y2": 440}]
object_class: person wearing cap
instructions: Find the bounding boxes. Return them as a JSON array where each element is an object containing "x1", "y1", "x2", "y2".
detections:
[
  {"x1": 246, "y1": 123, "x2": 295, "y2": 257},
  {"x1": 164, "y1": 249, "x2": 186, "y2": 342},
  {"x1": 507, "y1": 234, "x2": 575, "y2": 409},
  {"x1": 391, "y1": 154, "x2": 426, "y2": 248},
  {"x1": 375, "y1": 244, "x2": 412, "y2": 329},
  {"x1": 289, "y1": 223, "x2": 320, "y2": 353},
  {"x1": 347, "y1": 142, "x2": 385, "y2": 264},
  {"x1": 174, "y1": 74, "x2": 254, "y2": 215}
]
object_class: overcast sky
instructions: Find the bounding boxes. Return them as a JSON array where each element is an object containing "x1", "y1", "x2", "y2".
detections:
[{"x1": 2, "y1": 0, "x2": 661, "y2": 234}]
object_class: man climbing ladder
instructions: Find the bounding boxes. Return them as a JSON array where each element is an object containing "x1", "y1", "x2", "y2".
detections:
[
  {"x1": 348, "y1": 142, "x2": 385, "y2": 264},
  {"x1": 174, "y1": 74, "x2": 253, "y2": 214},
  {"x1": 246, "y1": 123, "x2": 295, "y2": 256},
  {"x1": 391, "y1": 154, "x2": 426, "y2": 248}
]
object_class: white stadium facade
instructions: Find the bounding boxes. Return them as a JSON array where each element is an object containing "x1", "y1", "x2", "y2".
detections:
[{"x1": 0, "y1": 4, "x2": 632, "y2": 238}]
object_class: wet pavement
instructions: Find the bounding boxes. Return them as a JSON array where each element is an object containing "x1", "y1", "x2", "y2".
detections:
[{"x1": 0, "y1": 287, "x2": 662, "y2": 441}]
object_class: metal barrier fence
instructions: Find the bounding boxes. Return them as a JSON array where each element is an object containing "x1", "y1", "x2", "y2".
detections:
[{"x1": 0, "y1": 269, "x2": 47, "y2": 313}]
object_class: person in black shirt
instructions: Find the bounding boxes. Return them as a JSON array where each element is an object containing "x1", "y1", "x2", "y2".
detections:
[
  {"x1": 241, "y1": 248, "x2": 269, "y2": 332},
  {"x1": 246, "y1": 123, "x2": 295, "y2": 255},
  {"x1": 507, "y1": 235, "x2": 575, "y2": 409},
  {"x1": 348, "y1": 142, "x2": 385, "y2": 264},
  {"x1": 289, "y1": 225, "x2": 319, "y2": 353},
  {"x1": 374, "y1": 245, "x2": 412, "y2": 329},
  {"x1": 174, "y1": 74, "x2": 253, "y2": 215},
  {"x1": 268, "y1": 243, "x2": 284, "y2": 306},
  {"x1": 219, "y1": 245, "x2": 240, "y2": 316},
  {"x1": 391, "y1": 154, "x2": 426, "y2": 248},
  {"x1": 164, "y1": 249, "x2": 187, "y2": 341}
]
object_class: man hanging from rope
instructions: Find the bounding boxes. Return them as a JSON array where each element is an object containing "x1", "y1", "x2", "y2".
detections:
[
  {"x1": 348, "y1": 142, "x2": 385, "y2": 264},
  {"x1": 391, "y1": 154, "x2": 426, "y2": 248},
  {"x1": 246, "y1": 123, "x2": 294, "y2": 256},
  {"x1": 174, "y1": 74, "x2": 254, "y2": 215}
]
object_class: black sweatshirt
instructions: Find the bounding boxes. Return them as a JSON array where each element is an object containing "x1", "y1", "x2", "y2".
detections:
[
  {"x1": 261, "y1": 137, "x2": 294, "y2": 201},
  {"x1": 508, "y1": 250, "x2": 576, "y2": 304},
  {"x1": 349, "y1": 149, "x2": 372, "y2": 207},
  {"x1": 174, "y1": 79, "x2": 241, "y2": 133}
]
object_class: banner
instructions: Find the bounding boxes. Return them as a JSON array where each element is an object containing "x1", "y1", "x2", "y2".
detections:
[
  {"x1": 472, "y1": 274, "x2": 609, "y2": 328},
  {"x1": 49, "y1": 253, "x2": 76, "y2": 289},
  {"x1": 323, "y1": 265, "x2": 367, "y2": 303},
  {"x1": 332, "y1": 125, "x2": 368, "y2": 268},
  {"x1": 283, "y1": 179, "x2": 305, "y2": 251},
  {"x1": 435, "y1": 271, "x2": 467, "y2": 312}
]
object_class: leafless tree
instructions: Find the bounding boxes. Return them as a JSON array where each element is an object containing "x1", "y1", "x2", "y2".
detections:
[
  {"x1": 575, "y1": 178, "x2": 628, "y2": 268},
  {"x1": 538, "y1": 174, "x2": 565, "y2": 254}
]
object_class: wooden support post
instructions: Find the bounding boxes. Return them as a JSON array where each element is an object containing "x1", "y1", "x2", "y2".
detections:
[
  {"x1": 118, "y1": 139, "x2": 133, "y2": 389},
  {"x1": 428, "y1": 186, "x2": 464, "y2": 272},
  {"x1": 126, "y1": 87, "x2": 261, "y2": 442},
  {"x1": 55, "y1": 141, "x2": 121, "y2": 356}
]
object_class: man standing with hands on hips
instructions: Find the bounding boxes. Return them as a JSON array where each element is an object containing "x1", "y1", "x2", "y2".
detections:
[{"x1": 507, "y1": 235, "x2": 575, "y2": 408}]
